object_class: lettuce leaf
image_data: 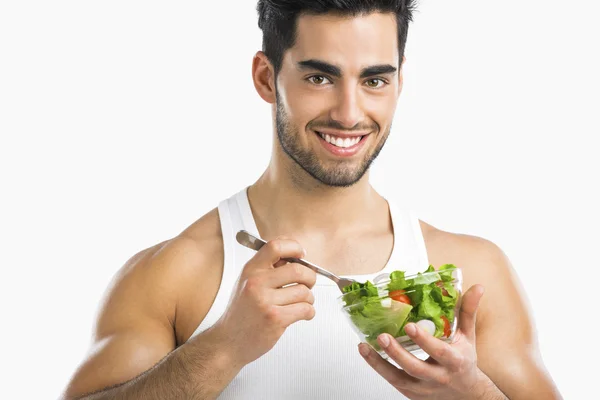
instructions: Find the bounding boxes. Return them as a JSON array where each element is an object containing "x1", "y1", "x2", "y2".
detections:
[
  {"x1": 439, "y1": 264, "x2": 457, "y2": 282},
  {"x1": 341, "y1": 265, "x2": 460, "y2": 342},
  {"x1": 388, "y1": 270, "x2": 409, "y2": 291}
]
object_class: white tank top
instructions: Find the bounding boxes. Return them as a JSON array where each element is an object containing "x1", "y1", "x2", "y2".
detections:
[{"x1": 188, "y1": 187, "x2": 430, "y2": 399}]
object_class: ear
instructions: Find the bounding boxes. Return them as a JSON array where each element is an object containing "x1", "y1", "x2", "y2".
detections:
[{"x1": 252, "y1": 51, "x2": 277, "y2": 104}]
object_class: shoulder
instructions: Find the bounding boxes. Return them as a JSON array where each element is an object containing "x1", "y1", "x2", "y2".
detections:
[
  {"x1": 418, "y1": 219, "x2": 530, "y2": 331},
  {"x1": 417, "y1": 220, "x2": 519, "y2": 305},
  {"x1": 111, "y1": 207, "x2": 223, "y2": 293},
  {"x1": 142, "y1": 206, "x2": 224, "y2": 280},
  {"x1": 97, "y1": 207, "x2": 224, "y2": 342},
  {"x1": 418, "y1": 219, "x2": 512, "y2": 277}
]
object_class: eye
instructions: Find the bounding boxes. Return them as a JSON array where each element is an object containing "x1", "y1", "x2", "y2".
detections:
[
  {"x1": 307, "y1": 75, "x2": 332, "y2": 85},
  {"x1": 365, "y1": 78, "x2": 386, "y2": 89}
]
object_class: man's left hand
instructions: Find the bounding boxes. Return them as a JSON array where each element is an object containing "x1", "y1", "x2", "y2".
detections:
[{"x1": 359, "y1": 284, "x2": 497, "y2": 400}]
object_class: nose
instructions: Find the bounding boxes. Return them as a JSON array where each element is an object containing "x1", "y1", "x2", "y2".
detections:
[{"x1": 329, "y1": 84, "x2": 365, "y2": 129}]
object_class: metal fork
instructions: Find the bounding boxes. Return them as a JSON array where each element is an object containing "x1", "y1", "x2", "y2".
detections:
[{"x1": 235, "y1": 230, "x2": 358, "y2": 293}]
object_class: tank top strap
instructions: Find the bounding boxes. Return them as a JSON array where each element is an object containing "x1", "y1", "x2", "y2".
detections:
[
  {"x1": 189, "y1": 188, "x2": 252, "y2": 338},
  {"x1": 382, "y1": 201, "x2": 430, "y2": 276}
]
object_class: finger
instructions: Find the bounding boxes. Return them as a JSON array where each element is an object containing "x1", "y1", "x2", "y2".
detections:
[
  {"x1": 249, "y1": 238, "x2": 306, "y2": 271},
  {"x1": 403, "y1": 323, "x2": 462, "y2": 371},
  {"x1": 271, "y1": 235, "x2": 293, "y2": 268},
  {"x1": 358, "y1": 343, "x2": 420, "y2": 391},
  {"x1": 271, "y1": 284, "x2": 315, "y2": 306},
  {"x1": 376, "y1": 333, "x2": 447, "y2": 382},
  {"x1": 458, "y1": 284, "x2": 484, "y2": 341},
  {"x1": 276, "y1": 302, "x2": 315, "y2": 327},
  {"x1": 267, "y1": 262, "x2": 317, "y2": 289},
  {"x1": 271, "y1": 236, "x2": 301, "y2": 268}
]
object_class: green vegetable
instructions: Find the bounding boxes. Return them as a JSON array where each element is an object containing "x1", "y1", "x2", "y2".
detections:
[
  {"x1": 388, "y1": 270, "x2": 409, "y2": 291},
  {"x1": 348, "y1": 298, "x2": 412, "y2": 340},
  {"x1": 439, "y1": 264, "x2": 457, "y2": 282},
  {"x1": 341, "y1": 264, "x2": 460, "y2": 343},
  {"x1": 411, "y1": 265, "x2": 441, "y2": 285}
]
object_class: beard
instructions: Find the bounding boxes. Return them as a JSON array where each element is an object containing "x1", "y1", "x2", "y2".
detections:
[{"x1": 275, "y1": 97, "x2": 390, "y2": 188}]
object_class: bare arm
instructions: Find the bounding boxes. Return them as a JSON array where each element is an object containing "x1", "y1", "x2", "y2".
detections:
[
  {"x1": 472, "y1": 240, "x2": 563, "y2": 400},
  {"x1": 62, "y1": 229, "x2": 318, "y2": 400},
  {"x1": 61, "y1": 239, "x2": 240, "y2": 400},
  {"x1": 68, "y1": 327, "x2": 239, "y2": 400}
]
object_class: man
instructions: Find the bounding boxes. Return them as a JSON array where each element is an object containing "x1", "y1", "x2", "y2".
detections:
[{"x1": 62, "y1": 1, "x2": 562, "y2": 399}]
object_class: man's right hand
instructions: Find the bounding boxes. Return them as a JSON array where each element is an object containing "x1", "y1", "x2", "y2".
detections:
[{"x1": 213, "y1": 237, "x2": 317, "y2": 366}]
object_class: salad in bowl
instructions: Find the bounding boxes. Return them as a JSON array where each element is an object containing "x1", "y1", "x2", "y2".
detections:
[{"x1": 339, "y1": 264, "x2": 463, "y2": 356}]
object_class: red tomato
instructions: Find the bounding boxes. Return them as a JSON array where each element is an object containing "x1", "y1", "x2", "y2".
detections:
[
  {"x1": 441, "y1": 315, "x2": 451, "y2": 337},
  {"x1": 389, "y1": 290, "x2": 412, "y2": 305},
  {"x1": 436, "y1": 280, "x2": 450, "y2": 296}
]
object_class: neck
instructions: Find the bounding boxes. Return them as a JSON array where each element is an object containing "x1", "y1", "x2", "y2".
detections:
[{"x1": 247, "y1": 151, "x2": 386, "y2": 239}]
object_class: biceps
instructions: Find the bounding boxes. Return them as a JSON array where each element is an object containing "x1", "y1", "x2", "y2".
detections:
[
  {"x1": 65, "y1": 330, "x2": 175, "y2": 398},
  {"x1": 475, "y1": 281, "x2": 544, "y2": 395},
  {"x1": 478, "y1": 340, "x2": 560, "y2": 400},
  {"x1": 476, "y1": 311, "x2": 556, "y2": 399}
]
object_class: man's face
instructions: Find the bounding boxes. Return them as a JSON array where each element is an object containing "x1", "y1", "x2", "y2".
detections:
[{"x1": 275, "y1": 12, "x2": 403, "y2": 187}]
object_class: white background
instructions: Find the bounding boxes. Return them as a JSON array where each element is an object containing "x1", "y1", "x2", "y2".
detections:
[{"x1": 1, "y1": 1, "x2": 598, "y2": 399}]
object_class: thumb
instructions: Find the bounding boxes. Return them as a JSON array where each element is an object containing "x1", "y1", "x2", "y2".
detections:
[{"x1": 458, "y1": 284, "x2": 484, "y2": 341}]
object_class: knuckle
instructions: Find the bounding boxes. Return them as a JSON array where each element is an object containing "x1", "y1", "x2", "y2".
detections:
[
  {"x1": 265, "y1": 305, "x2": 279, "y2": 323},
  {"x1": 434, "y1": 346, "x2": 448, "y2": 360},
  {"x1": 256, "y1": 298, "x2": 269, "y2": 313},
  {"x1": 302, "y1": 267, "x2": 316, "y2": 284},
  {"x1": 452, "y1": 354, "x2": 467, "y2": 372},
  {"x1": 294, "y1": 284, "x2": 307, "y2": 299},
  {"x1": 390, "y1": 375, "x2": 407, "y2": 389},
  {"x1": 403, "y1": 360, "x2": 425, "y2": 379},
  {"x1": 267, "y1": 240, "x2": 282, "y2": 255},
  {"x1": 310, "y1": 272, "x2": 317, "y2": 286},
  {"x1": 292, "y1": 263, "x2": 304, "y2": 279},
  {"x1": 303, "y1": 287, "x2": 315, "y2": 304},
  {"x1": 304, "y1": 269, "x2": 317, "y2": 286},
  {"x1": 243, "y1": 277, "x2": 261, "y2": 294},
  {"x1": 304, "y1": 303, "x2": 316, "y2": 320},
  {"x1": 434, "y1": 373, "x2": 451, "y2": 386},
  {"x1": 298, "y1": 284, "x2": 310, "y2": 295}
]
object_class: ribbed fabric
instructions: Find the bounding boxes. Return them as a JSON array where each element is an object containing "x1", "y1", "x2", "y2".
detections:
[{"x1": 188, "y1": 187, "x2": 430, "y2": 399}]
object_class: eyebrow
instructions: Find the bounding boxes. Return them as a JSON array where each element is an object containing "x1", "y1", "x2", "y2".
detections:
[
  {"x1": 297, "y1": 59, "x2": 342, "y2": 77},
  {"x1": 359, "y1": 64, "x2": 397, "y2": 78},
  {"x1": 297, "y1": 59, "x2": 397, "y2": 79}
]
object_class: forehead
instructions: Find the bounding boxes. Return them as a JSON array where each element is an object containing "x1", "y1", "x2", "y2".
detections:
[{"x1": 287, "y1": 12, "x2": 400, "y2": 72}]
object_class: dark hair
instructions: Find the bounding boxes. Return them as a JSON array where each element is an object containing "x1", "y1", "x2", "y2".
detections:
[{"x1": 257, "y1": 0, "x2": 417, "y2": 75}]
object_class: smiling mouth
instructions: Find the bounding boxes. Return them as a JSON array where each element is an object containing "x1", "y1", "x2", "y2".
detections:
[{"x1": 315, "y1": 131, "x2": 367, "y2": 148}]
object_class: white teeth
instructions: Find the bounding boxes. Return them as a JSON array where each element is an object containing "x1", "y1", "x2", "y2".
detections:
[{"x1": 319, "y1": 132, "x2": 362, "y2": 148}]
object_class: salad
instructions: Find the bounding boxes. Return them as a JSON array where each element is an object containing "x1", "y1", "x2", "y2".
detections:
[{"x1": 341, "y1": 264, "x2": 460, "y2": 350}]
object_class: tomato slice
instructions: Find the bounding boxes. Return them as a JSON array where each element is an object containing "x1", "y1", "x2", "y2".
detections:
[
  {"x1": 436, "y1": 280, "x2": 450, "y2": 296},
  {"x1": 441, "y1": 315, "x2": 451, "y2": 337},
  {"x1": 389, "y1": 290, "x2": 412, "y2": 305}
]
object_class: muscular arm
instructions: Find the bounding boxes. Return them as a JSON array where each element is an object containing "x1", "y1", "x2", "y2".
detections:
[
  {"x1": 67, "y1": 328, "x2": 238, "y2": 400},
  {"x1": 61, "y1": 236, "x2": 239, "y2": 400},
  {"x1": 465, "y1": 238, "x2": 563, "y2": 400}
]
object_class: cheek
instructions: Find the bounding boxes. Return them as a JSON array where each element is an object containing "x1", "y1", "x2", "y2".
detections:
[
  {"x1": 284, "y1": 91, "x2": 329, "y2": 129},
  {"x1": 364, "y1": 96, "x2": 397, "y2": 128}
]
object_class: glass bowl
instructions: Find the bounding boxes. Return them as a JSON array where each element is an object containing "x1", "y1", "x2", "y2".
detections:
[{"x1": 338, "y1": 265, "x2": 463, "y2": 358}]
